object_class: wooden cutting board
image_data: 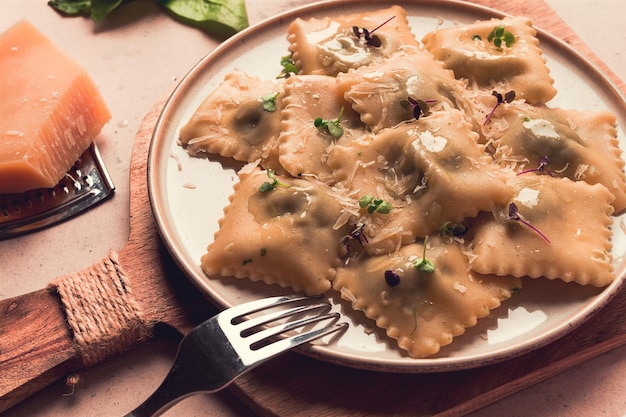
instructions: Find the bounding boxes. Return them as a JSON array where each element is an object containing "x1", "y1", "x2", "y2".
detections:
[{"x1": 0, "y1": 0, "x2": 624, "y2": 415}]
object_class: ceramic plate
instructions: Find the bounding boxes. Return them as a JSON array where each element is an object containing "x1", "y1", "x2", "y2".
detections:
[{"x1": 148, "y1": 0, "x2": 626, "y2": 372}]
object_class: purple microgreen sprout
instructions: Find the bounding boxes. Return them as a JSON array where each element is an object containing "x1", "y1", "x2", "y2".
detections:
[
  {"x1": 517, "y1": 155, "x2": 551, "y2": 176},
  {"x1": 261, "y1": 92, "x2": 279, "y2": 112},
  {"x1": 276, "y1": 55, "x2": 298, "y2": 79},
  {"x1": 439, "y1": 221, "x2": 468, "y2": 238},
  {"x1": 403, "y1": 97, "x2": 436, "y2": 120},
  {"x1": 484, "y1": 90, "x2": 515, "y2": 125},
  {"x1": 341, "y1": 222, "x2": 368, "y2": 246},
  {"x1": 314, "y1": 106, "x2": 345, "y2": 138},
  {"x1": 359, "y1": 194, "x2": 393, "y2": 214},
  {"x1": 506, "y1": 202, "x2": 551, "y2": 244},
  {"x1": 487, "y1": 25, "x2": 515, "y2": 48},
  {"x1": 413, "y1": 236, "x2": 435, "y2": 274},
  {"x1": 340, "y1": 222, "x2": 368, "y2": 259},
  {"x1": 352, "y1": 15, "x2": 396, "y2": 47},
  {"x1": 259, "y1": 168, "x2": 290, "y2": 193},
  {"x1": 384, "y1": 269, "x2": 401, "y2": 287}
]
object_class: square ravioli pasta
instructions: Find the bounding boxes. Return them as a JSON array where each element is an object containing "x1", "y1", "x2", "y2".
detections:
[
  {"x1": 486, "y1": 102, "x2": 626, "y2": 212},
  {"x1": 422, "y1": 16, "x2": 556, "y2": 104},
  {"x1": 336, "y1": 51, "x2": 466, "y2": 133},
  {"x1": 333, "y1": 237, "x2": 522, "y2": 358},
  {"x1": 201, "y1": 165, "x2": 351, "y2": 295},
  {"x1": 287, "y1": 5, "x2": 421, "y2": 76},
  {"x1": 327, "y1": 108, "x2": 513, "y2": 254},
  {"x1": 179, "y1": 71, "x2": 285, "y2": 172},
  {"x1": 469, "y1": 175, "x2": 615, "y2": 286},
  {"x1": 278, "y1": 74, "x2": 366, "y2": 182}
]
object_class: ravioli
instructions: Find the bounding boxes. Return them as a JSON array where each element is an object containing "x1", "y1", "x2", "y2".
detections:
[
  {"x1": 336, "y1": 51, "x2": 466, "y2": 133},
  {"x1": 201, "y1": 166, "x2": 349, "y2": 295},
  {"x1": 278, "y1": 74, "x2": 366, "y2": 182},
  {"x1": 328, "y1": 108, "x2": 513, "y2": 254},
  {"x1": 469, "y1": 175, "x2": 615, "y2": 286},
  {"x1": 287, "y1": 5, "x2": 421, "y2": 76},
  {"x1": 179, "y1": 71, "x2": 284, "y2": 171},
  {"x1": 422, "y1": 16, "x2": 556, "y2": 104},
  {"x1": 333, "y1": 238, "x2": 521, "y2": 358},
  {"x1": 488, "y1": 103, "x2": 626, "y2": 212}
]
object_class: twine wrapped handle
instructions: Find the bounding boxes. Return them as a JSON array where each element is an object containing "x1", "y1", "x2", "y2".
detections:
[{"x1": 48, "y1": 251, "x2": 152, "y2": 367}]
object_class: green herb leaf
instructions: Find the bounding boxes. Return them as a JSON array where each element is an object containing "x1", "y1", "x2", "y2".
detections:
[
  {"x1": 262, "y1": 92, "x2": 279, "y2": 112},
  {"x1": 47, "y1": 0, "x2": 92, "y2": 16},
  {"x1": 90, "y1": 0, "x2": 122, "y2": 21},
  {"x1": 487, "y1": 25, "x2": 515, "y2": 48},
  {"x1": 259, "y1": 169, "x2": 289, "y2": 193},
  {"x1": 159, "y1": 0, "x2": 248, "y2": 34},
  {"x1": 49, "y1": 0, "x2": 249, "y2": 35},
  {"x1": 314, "y1": 107, "x2": 345, "y2": 138},
  {"x1": 277, "y1": 55, "x2": 298, "y2": 79},
  {"x1": 359, "y1": 195, "x2": 392, "y2": 214},
  {"x1": 413, "y1": 236, "x2": 435, "y2": 274}
]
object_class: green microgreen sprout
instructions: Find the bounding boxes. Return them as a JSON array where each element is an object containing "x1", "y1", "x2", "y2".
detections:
[
  {"x1": 413, "y1": 236, "x2": 436, "y2": 274},
  {"x1": 410, "y1": 308, "x2": 418, "y2": 335},
  {"x1": 484, "y1": 90, "x2": 516, "y2": 125},
  {"x1": 487, "y1": 25, "x2": 516, "y2": 48},
  {"x1": 384, "y1": 269, "x2": 401, "y2": 287},
  {"x1": 359, "y1": 194, "x2": 393, "y2": 214},
  {"x1": 260, "y1": 248, "x2": 267, "y2": 256},
  {"x1": 403, "y1": 97, "x2": 436, "y2": 120},
  {"x1": 261, "y1": 92, "x2": 279, "y2": 112},
  {"x1": 517, "y1": 155, "x2": 551, "y2": 176},
  {"x1": 439, "y1": 221, "x2": 469, "y2": 238},
  {"x1": 314, "y1": 106, "x2": 345, "y2": 138},
  {"x1": 472, "y1": 34, "x2": 482, "y2": 41},
  {"x1": 506, "y1": 202, "x2": 551, "y2": 244},
  {"x1": 259, "y1": 169, "x2": 290, "y2": 193},
  {"x1": 276, "y1": 55, "x2": 298, "y2": 79},
  {"x1": 352, "y1": 15, "x2": 396, "y2": 47}
]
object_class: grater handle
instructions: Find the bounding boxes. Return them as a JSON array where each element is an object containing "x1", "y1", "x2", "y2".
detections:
[{"x1": 0, "y1": 288, "x2": 81, "y2": 412}]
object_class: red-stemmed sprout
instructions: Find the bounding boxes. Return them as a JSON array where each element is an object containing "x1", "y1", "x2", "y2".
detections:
[
  {"x1": 517, "y1": 156, "x2": 551, "y2": 176},
  {"x1": 506, "y1": 202, "x2": 551, "y2": 244},
  {"x1": 484, "y1": 90, "x2": 515, "y2": 125},
  {"x1": 405, "y1": 97, "x2": 437, "y2": 120},
  {"x1": 340, "y1": 222, "x2": 368, "y2": 259},
  {"x1": 352, "y1": 16, "x2": 396, "y2": 47}
]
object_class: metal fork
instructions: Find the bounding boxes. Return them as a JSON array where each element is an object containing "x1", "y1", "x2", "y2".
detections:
[{"x1": 123, "y1": 294, "x2": 347, "y2": 417}]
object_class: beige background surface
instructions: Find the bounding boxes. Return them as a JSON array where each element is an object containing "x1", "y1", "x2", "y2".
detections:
[{"x1": 1, "y1": 0, "x2": 625, "y2": 416}]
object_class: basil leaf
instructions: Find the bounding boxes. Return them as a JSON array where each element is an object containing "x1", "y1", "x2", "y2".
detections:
[
  {"x1": 90, "y1": 0, "x2": 124, "y2": 22},
  {"x1": 159, "y1": 0, "x2": 248, "y2": 34},
  {"x1": 47, "y1": 0, "x2": 92, "y2": 16}
]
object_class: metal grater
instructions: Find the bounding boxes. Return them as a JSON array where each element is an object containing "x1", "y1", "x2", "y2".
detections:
[{"x1": 0, "y1": 143, "x2": 115, "y2": 239}]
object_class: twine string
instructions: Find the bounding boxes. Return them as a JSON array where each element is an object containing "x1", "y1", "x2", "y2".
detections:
[{"x1": 48, "y1": 251, "x2": 151, "y2": 367}]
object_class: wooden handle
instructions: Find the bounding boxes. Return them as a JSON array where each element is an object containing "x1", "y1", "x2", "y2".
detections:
[{"x1": 0, "y1": 288, "x2": 80, "y2": 412}]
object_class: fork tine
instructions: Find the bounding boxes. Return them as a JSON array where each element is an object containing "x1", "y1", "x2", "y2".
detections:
[
  {"x1": 220, "y1": 294, "x2": 322, "y2": 321},
  {"x1": 252, "y1": 314, "x2": 347, "y2": 360},
  {"x1": 244, "y1": 308, "x2": 337, "y2": 347},
  {"x1": 236, "y1": 301, "x2": 331, "y2": 336}
]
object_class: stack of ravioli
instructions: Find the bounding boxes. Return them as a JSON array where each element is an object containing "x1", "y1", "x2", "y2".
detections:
[{"x1": 179, "y1": 6, "x2": 625, "y2": 358}]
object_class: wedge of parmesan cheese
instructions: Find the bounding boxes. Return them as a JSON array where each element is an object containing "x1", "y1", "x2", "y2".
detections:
[{"x1": 0, "y1": 20, "x2": 111, "y2": 194}]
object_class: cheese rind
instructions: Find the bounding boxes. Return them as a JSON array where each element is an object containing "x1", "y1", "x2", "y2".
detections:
[{"x1": 0, "y1": 20, "x2": 111, "y2": 194}]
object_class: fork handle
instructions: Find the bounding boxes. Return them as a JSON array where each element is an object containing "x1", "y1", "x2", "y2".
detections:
[{"x1": 0, "y1": 288, "x2": 81, "y2": 412}]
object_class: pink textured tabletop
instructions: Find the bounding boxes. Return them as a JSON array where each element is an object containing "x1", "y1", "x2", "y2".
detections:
[{"x1": 1, "y1": 0, "x2": 625, "y2": 416}]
